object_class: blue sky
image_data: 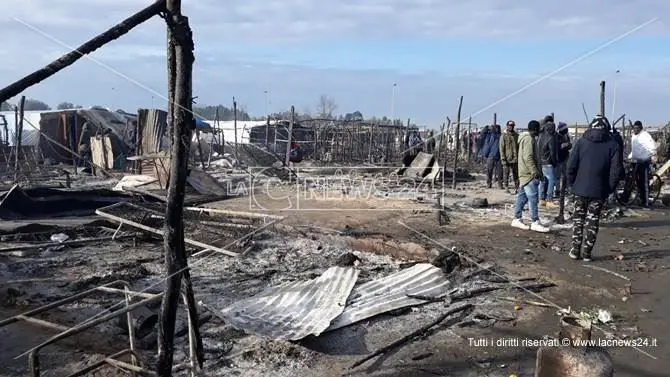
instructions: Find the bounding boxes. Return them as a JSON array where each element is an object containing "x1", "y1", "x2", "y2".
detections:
[{"x1": 2, "y1": 0, "x2": 669, "y2": 127}]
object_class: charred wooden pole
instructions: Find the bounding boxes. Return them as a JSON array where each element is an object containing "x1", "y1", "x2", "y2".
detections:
[
  {"x1": 0, "y1": 1, "x2": 165, "y2": 104},
  {"x1": 233, "y1": 97, "x2": 238, "y2": 162},
  {"x1": 452, "y1": 96, "x2": 463, "y2": 189},
  {"x1": 157, "y1": 1, "x2": 203, "y2": 375},
  {"x1": 11, "y1": 107, "x2": 18, "y2": 165},
  {"x1": 13, "y1": 96, "x2": 25, "y2": 182},
  {"x1": 284, "y1": 106, "x2": 295, "y2": 166},
  {"x1": 265, "y1": 116, "x2": 270, "y2": 148},
  {"x1": 582, "y1": 103, "x2": 589, "y2": 123},
  {"x1": 195, "y1": 109, "x2": 205, "y2": 169},
  {"x1": 435, "y1": 121, "x2": 445, "y2": 165},
  {"x1": 2, "y1": 114, "x2": 8, "y2": 149},
  {"x1": 214, "y1": 108, "x2": 223, "y2": 147},
  {"x1": 555, "y1": 111, "x2": 567, "y2": 224},
  {"x1": 599, "y1": 81, "x2": 606, "y2": 116},
  {"x1": 467, "y1": 116, "x2": 472, "y2": 162}
]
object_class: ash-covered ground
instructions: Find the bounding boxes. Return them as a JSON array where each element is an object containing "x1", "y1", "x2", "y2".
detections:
[{"x1": 1, "y1": 217, "x2": 550, "y2": 377}]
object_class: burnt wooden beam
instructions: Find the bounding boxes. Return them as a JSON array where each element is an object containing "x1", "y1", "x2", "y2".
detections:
[
  {"x1": 0, "y1": 0, "x2": 165, "y2": 103},
  {"x1": 452, "y1": 96, "x2": 463, "y2": 189},
  {"x1": 157, "y1": 0, "x2": 203, "y2": 375},
  {"x1": 600, "y1": 80, "x2": 606, "y2": 116},
  {"x1": 13, "y1": 96, "x2": 25, "y2": 182}
]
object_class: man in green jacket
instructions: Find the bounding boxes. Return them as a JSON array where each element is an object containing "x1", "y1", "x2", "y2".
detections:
[
  {"x1": 511, "y1": 120, "x2": 549, "y2": 232},
  {"x1": 500, "y1": 120, "x2": 519, "y2": 192}
]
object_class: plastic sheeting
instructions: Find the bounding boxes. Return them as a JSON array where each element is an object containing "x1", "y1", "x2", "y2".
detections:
[{"x1": 0, "y1": 111, "x2": 43, "y2": 146}]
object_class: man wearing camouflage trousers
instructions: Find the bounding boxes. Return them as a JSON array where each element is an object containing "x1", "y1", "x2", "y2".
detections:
[{"x1": 566, "y1": 116, "x2": 623, "y2": 261}]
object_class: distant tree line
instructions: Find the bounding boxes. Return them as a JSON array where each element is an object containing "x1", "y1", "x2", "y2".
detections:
[
  {"x1": 1, "y1": 95, "x2": 413, "y2": 126},
  {"x1": 1, "y1": 98, "x2": 53, "y2": 111}
]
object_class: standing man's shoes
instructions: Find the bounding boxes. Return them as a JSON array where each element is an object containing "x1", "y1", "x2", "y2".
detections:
[{"x1": 569, "y1": 248, "x2": 580, "y2": 260}]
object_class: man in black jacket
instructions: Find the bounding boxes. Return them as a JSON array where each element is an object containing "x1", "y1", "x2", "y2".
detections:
[
  {"x1": 567, "y1": 116, "x2": 623, "y2": 261},
  {"x1": 554, "y1": 121, "x2": 572, "y2": 196},
  {"x1": 537, "y1": 120, "x2": 559, "y2": 208}
]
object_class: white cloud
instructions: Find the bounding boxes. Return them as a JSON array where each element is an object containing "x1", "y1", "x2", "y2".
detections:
[{"x1": 0, "y1": 1, "x2": 668, "y2": 124}]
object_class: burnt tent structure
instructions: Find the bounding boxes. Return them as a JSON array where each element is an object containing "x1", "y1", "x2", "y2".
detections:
[{"x1": 249, "y1": 120, "x2": 315, "y2": 157}]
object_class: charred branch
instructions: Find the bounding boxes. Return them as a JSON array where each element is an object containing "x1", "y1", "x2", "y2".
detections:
[{"x1": 0, "y1": 1, "x2": 165, "y2": 104}]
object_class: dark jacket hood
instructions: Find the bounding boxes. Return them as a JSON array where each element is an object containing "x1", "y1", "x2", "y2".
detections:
[
  {"x1": 543, "y1": 122, "x2": 556, "y2": 133},
  {"x1": 583, "y1": 128, "x2": 612, "y2": 143}
]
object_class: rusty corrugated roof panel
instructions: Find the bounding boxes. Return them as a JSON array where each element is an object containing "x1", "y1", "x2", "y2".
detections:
[
  {"x1": 326, "y1": 263, "x2": 449, "y2": 331},
  {"x1": 220, "y1": 266, "x2": 359, "y2": 340}
]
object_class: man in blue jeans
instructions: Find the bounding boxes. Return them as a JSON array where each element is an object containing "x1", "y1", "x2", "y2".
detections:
[
  {"x1": 537, "y1": 119, "x2": 559, "y2": 208},
  {"x1": 511, "y1": 120, "x2": 550, "y2": 232}
]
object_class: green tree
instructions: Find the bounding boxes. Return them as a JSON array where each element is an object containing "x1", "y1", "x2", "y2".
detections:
[
  {"x1": 344, "y1": 110, "x2": 363, "y2": 121},
  {"x1": 191, "y1": 104, "x2": 251, "y2": 121},
  {"x1": 57, "y1": 101, "x2": 75, "y2": 110},
  {"x1": 23, "y1": 98, "x2": 51, "y2": 111}
]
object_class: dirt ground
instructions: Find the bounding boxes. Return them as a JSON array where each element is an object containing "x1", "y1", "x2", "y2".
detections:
[
  {"x1": 216, "y1": 179, "x2": 670, "y2": 377},
  {"x1": 1, "y1": 174, "x2": 669, "y2": 377}
]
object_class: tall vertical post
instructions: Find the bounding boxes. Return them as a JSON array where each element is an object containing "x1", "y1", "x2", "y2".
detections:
[
  {"x1": 285, "y1": 106, "x2": 294, "y2": 166},
  {"x1": 158, "y1": 1, "x2": 203, "y2": 376},
  {"x1": 467, "y1": 116, "x2": 472, "y2": 162},
  {"x1": 368, "y1": 124, "x2": 374, "y2": 163},
  {"x1": 436, "y1": 121, "x2": 445, "y2": 164},
  {"x1": 265, "y1": 115, "x2": 270, "y2": 148},
  {"x1": 555, "y1": 110, "x2": 567, "y2": 224},
  {"x1": 600, "y1": 81, "x2": 606, "y2": 116},
  {"x1": 273, "y1": 121, "x2": 278, "y2": 153},
  {"x1": 233, "y1": 97, "x2": 238, "y2": 161},
  {"x1": 452, "y1": 96, "x2": 464, "y2": 189},
  {"x1": 493, "y1": 113, "x2": 497, "y2": 126},
  {"x1": 14, "y1": 96, "x2": 25, "y2": 182}
]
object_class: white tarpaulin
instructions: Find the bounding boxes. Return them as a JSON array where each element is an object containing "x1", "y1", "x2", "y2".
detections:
[{"x1": 0, "y1": 111, "x2": 43, "y2": 146}]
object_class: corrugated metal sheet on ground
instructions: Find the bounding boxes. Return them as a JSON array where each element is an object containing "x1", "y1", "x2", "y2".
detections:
[
  {"x1": 326, "y1": 263, "x2": 449, "y2": 331},
  {"x1": 186, "y1": 169, "x2": 228, "y2": 195},
  {"x1": 220, "y1": 266, "x2": 359, "y2": 340},
  {"x1": 402, "y1": 152, "x2": 435, "y2": 178}
]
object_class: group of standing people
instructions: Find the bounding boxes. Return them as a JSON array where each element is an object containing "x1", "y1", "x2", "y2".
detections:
[
  {"x1": 508, "y1": 115, "x2": 657, "y2": 262},
  {"x1": 477, "y1": 116, "x2": 572, "y2": 202},
  {"x1": 478, "y1": 122, "x2": 518, "y2": 190}
]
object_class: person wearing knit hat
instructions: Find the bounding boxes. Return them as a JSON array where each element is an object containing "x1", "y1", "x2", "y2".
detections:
[
  {"x1": 511, "y1": 120, "x2": 549, "y2": 233},
  {"x1": 566, "y1": 116, "x2": 623, "y2": 261},
  {"x1": 537, "y1": 120, "x2": 559, "y2": 208},
  {"x1": 554, "y1": 121, "x2": 572, "y2": 196}
]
